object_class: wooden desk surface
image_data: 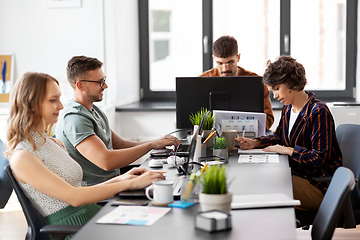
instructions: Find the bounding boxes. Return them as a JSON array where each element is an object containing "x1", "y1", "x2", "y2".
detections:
[{"x1": 72, "y1": 151, "x2": 296, "y2": 240}]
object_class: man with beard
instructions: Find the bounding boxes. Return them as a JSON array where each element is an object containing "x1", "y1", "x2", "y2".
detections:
[
  {"x1": 199, "y1": 35, "x2": 274, "y2": 130},
  {"x1": 56, "y1": 56, "x2": 180, "y2": 185}
]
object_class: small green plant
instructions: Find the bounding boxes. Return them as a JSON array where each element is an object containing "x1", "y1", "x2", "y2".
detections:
[
  {"x1": 212, "y1": 136, "x2": 227, "y2": 149},
  {"x1": 189, "y1": 108, "x2": 214, "y2": 130},
  {"x1": 200, "y1": 165, "x2": 227, "y2": 194}
]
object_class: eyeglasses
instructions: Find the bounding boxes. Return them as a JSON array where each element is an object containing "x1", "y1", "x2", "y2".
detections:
[
  {"x1": 213, "y1": 54, "x2": 239, "y2": 67},
  {"x1": 215, "y1": 61, "x2": 236, "y2": 67},
  {"x1": 77, "y1": 76, "x2": 106, "y2": 88}
]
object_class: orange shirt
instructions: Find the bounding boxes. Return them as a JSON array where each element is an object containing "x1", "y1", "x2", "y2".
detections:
[{"x1": 199, "y1": 66, "x2": 274, "y2": 130}]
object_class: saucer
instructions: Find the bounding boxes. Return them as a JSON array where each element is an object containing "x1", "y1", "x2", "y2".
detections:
[{"x1": 151, "y1": 201, "x2": 174, "y2": 206}]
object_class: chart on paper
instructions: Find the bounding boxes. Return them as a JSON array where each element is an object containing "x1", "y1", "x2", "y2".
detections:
[
  {"x1": 238, "y1": 154, "x2": 279, "y2": 163},
  {"x1": 96, "y1": 206, "x2": 171, "y2": 226}
]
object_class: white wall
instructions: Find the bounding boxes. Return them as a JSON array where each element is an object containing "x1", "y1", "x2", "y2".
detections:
[{"x1": 0, "y1": 0, "x2": 107, "y2": 103}]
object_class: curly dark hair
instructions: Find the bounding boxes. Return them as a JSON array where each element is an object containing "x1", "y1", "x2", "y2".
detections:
[
  {"x1": 263, "y1": 55, "x2": 307, "y2": 91},
  {"x1": 66, "y1": 56, "x2": 103, "y2": 88},
  {"x1": 212, "y1": 36, "x2": 238, "y2": 58}
]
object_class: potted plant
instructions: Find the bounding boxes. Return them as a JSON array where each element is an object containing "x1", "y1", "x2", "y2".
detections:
[
  {"x1": 199, "y1": 165, "x2": 232, "y2": 213},
  {"x1": 212, "y1": 136, "x2": 228, "y2": 163},
  {"x1": 189, "y1": 108, "x2": 214, "y2": 147}
]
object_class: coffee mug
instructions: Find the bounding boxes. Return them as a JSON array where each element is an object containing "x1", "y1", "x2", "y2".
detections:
[
  {"x1": 221, "y1": 130, "x2": 238, "y2": 149},
  {"x1": 145, "y1": 180, "x2": 174, "y2": 205}
]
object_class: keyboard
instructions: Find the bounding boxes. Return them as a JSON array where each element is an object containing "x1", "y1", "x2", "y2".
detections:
[
  {"x1": 150, "y1": 145, "x2": 190, "y2": 158},
  {"x1": 177, "y1": 144, "x2": 190, "y2": 153},
  {"x1": 118, "y1": 177, "x2": 183, "y2": 199}
]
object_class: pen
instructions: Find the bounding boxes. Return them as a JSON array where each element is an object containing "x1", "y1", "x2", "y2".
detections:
[
  {"x1": 182, "y1": 173, "x2": 196, "y2": 200},
  {"x1": 242, "y1": 126, "x2": 245, "y2": 138},
  {"x1": 201, "y1": 131, "x2": 216, "y2": 147},
  {"x1": 2, "y1": 61, "x2": 6, "y2": 93},
  {"x1": 200, "y1": 164, "x2": 208, "y2": 175}
]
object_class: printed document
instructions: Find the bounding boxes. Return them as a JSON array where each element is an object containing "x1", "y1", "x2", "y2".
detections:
[
  {"x1": 238, "y1": 148, "x2": 279, "y2": 163},
  {"x1": 96, "y1": 206, "x2": 171, "y2": 226}
]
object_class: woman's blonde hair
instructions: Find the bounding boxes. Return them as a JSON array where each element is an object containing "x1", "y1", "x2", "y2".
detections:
[{"x1": 5, "y1": 72, "x2": 59, "y2": 155}]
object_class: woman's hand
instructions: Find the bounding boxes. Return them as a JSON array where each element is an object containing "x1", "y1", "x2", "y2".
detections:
[
  {"x1": 235, "y1": 137, "x2": 261, "y2": 150},
  {"x1": 263, "y1": 144, "x2": 294, "y2": 156},
  {"x1": 128, "y1": 171, "x2": 165, "y2": 190},
  {"x1": 114, "y1": 167, "x2": 148, "y2": 181}
]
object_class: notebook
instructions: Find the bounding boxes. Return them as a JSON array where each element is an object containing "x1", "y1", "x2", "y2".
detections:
[{"x1": 231, "y1": 193, "x2": 300, "y2": 210}]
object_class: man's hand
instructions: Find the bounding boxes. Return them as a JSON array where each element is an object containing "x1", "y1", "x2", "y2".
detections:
[
  {"x1": 235, "y1": 137, "x2": 261, "y2": 150},
  {"x1": 150, "y1": 135, "x2": 181, "y2": 150}
]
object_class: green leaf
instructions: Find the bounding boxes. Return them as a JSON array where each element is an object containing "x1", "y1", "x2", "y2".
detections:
[
  {"x1": 189, "y1": 108, "x2": 214, "y2": 130},
  {"x1": 212, "y1": 136, "x2": 227, "y2": 149},
  {"x1": 200, "y1": 165, "x2": 228, "y2": 194}
]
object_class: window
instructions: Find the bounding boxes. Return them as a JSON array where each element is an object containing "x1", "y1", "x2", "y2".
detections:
[
  {"x1": 140, "y1": 0, "x2": 203, "y2": 99},
  {"x1": 212, "y1": 0, "x2": 280, "y2": 77},
  {"x1": 139, "y1": 0, "x2": 357, "y2": 102},
  {"x1": 288, "y1": 0, "x2": 356, "y2": 101}
]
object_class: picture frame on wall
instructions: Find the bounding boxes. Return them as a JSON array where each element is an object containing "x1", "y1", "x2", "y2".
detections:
[
  {"x1": 46, "y1": 0, "x2": 82, "y2": 9},
  {"x1": 0, "y1": 54, "x2": 14, "y2": 103}
]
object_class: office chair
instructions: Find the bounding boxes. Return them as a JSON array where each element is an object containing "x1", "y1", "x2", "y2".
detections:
[
  {"x1": 296, "y1": 123, "x2": 360, "y2": 229},
  {"x1": 0, "y1": 139, "x2": 13, "y2": 209},
  {"x1": 4, "y1": 164, "x2": 81, "y2": 240},
  {"x1": 311, "y1": 167, "x2": 355, "y2": 240},
  {"x1": 336, "y1": 124, "x2": 360, "y2": 224}
]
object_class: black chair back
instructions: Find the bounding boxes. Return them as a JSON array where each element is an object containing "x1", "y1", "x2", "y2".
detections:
[
  {"x1": 0, "y1": 140, "x2": 12, "y2": 208},
  {"x1": 336, "y1": 124, "x2": 360, "y2": 210},
  {"x1": 5, "y1": 164, "x2": 51, "y2": 240},
  {"x1": 311, "y1": 167, "x2": 355, "y2": 240}
]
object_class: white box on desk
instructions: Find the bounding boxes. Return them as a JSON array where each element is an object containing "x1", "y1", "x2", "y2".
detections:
[{"x1": 195, "y1": 210, "x2": 232, "y2": 232}]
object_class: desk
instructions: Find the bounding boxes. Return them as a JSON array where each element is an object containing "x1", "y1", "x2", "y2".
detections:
[{"x1": 72, "y1": 151, "x2": 296, "y2": 240}]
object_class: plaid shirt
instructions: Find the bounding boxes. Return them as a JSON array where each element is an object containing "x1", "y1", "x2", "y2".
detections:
[{"x1": 259, "y1": 92, "x2": 342, "y2": 193}]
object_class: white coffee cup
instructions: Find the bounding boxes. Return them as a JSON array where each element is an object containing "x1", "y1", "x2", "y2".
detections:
[{"x1": 145, "y1": 180, "x2": 174, "y2": 205}]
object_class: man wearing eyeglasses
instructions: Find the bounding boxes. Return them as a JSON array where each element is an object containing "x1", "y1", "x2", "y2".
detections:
[
  {"x1": 56, "y1": 55, "x2": 180, "y2": 185},
  {"x1": 199, "y1": 35, "x2": 274, "y2": 130}
]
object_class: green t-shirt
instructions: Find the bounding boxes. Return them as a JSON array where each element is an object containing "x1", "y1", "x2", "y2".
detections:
[{"x1": 55, "y1": 99, "x2": 120, "y2": 184}]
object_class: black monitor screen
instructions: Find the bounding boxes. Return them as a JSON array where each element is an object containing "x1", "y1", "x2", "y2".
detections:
[{"x1": 176, "y1": 76, "x2": 264, "y2": 129}]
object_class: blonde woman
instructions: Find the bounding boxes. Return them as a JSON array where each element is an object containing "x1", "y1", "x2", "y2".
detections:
[{"x1": 6, "y1": 72, "x2": 164, "y2": 225}]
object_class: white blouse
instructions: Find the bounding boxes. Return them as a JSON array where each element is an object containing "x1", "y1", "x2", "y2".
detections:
[
  {"x1": 14, "y1": 131, "x2": 83, "y2": 217},
  {"x1": 288, "y1": 106, "x2": 299, "y2": 139}
]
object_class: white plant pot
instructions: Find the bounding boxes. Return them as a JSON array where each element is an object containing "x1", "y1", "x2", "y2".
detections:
[
  {"x1": 199, "y1": 192, "x2": 233, "y2": 213},
  {"x1": 213, "y1": 148, "x2": 228, "y2": 163}
]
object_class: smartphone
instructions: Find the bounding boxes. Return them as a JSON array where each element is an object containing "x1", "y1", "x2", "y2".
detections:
[{"x1": 111, "y1": 199, "x2": 149, "y2": 206}]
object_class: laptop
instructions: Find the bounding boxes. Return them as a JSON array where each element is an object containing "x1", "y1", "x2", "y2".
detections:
[
  {"x1": 118, "y1": 116, "x2": 204, "y2": 199},
  {"x1": 150, "y1": 110, "x2": 210, "y2": 158}
]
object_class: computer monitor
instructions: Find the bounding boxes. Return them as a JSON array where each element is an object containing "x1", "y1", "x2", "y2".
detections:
[{"x1": 176, "y1": 76, "x2": 264, "y2": 129}]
